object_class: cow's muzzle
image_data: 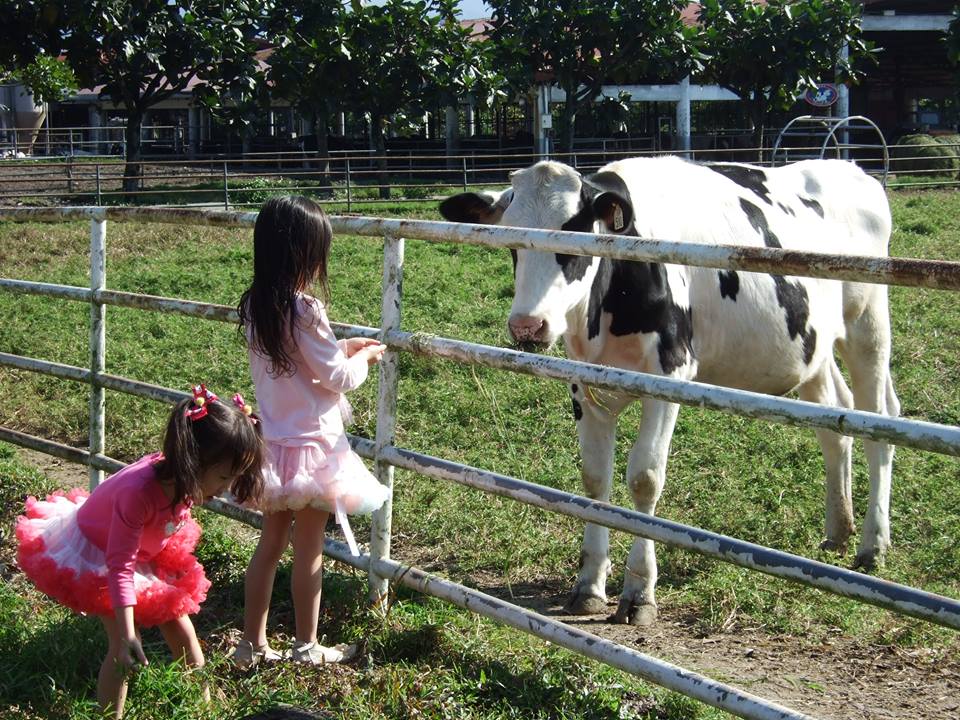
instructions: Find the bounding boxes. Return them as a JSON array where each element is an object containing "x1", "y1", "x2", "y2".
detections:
[{"x1": 508, "y1": 313, "x2": 549, "y2": 346}]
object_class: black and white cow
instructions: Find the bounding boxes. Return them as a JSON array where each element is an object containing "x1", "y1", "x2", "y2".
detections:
[{"x1": 439, "y1": 156, "x2": 899, "y2": 626}]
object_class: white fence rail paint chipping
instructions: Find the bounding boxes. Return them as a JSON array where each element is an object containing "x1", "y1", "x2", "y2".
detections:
[{"x1": 1, "y1": 206, "x2": 959, "y2": 720}]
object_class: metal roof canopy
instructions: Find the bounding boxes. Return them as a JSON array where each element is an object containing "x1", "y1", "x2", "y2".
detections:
[{"x1": 772, "y1": 115, "x2": 890, "y2": 186}]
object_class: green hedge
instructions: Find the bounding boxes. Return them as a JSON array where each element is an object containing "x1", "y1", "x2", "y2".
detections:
[{"x1": 890, "y1": 134, "x2": 959, "y2": 177}]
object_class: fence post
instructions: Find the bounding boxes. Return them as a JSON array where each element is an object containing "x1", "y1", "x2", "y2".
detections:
[
  {"x1": 345, "y1": 158, "x2": 352, "y2": 213},
  {"x1": 88, "y1": 217, "x2": 107, "y2": 489},
  {"x1": 462, "y1": 156, "x2": 468, "y2": 192},
  {"x1": 66, "y1": 160, "x2": 74, "y2": 194},
  {"x1": 222, "y1": 161, "x2": 229, "y2": 210},
  {"x1": 369, "y1": 233, "x2": 404, "y2": 611},
  {"x1": 95, "y1": 164, "x2": 102, "y2": 206}
]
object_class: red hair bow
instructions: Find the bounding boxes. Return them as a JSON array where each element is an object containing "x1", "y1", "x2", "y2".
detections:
[
  {"x1": 185, "y1": 384, "x2": 219, "y2": 421},
  {"x1": 232, "y1": 393, "x2": 258, "y2": 423}
]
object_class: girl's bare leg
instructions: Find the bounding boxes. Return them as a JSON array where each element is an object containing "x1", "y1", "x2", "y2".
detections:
[
  {"x1": 243, "y1": 509, "x2": 293, "y2": 647},
  {"x1": 158, "y1": 614, "x2": 209, "y2": 703},
  {"x1": 98, "y1": 615, "x2": 132, "y2": 719},
  {"x1": 291, "y1": 507, "x2": 329, "y2": 645}
]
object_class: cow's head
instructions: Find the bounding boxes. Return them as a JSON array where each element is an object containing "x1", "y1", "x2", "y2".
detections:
[{"x1": 439, "y1": 161, "x2": 633, "y2": 347}]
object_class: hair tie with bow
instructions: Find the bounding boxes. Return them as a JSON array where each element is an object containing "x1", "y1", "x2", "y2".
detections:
[
  {"x1": 185, "y1": 384, "x2": 219, "y2": 421},
  {"x1": 232, "y1": 393, "x2": 258, "y2": 424}
]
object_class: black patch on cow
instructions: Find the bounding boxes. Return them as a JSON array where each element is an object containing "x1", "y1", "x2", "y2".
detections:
[
  {"x1": 556, "y1": 253, "x2": 593, "y2": 282},
  {"x1": 799, "y1": 196, "x2": 824, "y2": 218},
  {"x1": 587, "y1": 257, "x2": 613, "y2": 339},
  {"x1": 709, "y1": 164, "x2": 773, "y2": 205},
  {"x1": 803, "y1": 327, "x2": 817, "y2": 365},
  {"x1": 772, "y1": 276, "x2": 817, "y2": 364},
  {"x1": 777, "y1": 202, "x2": 796, "y2": 216},
  {"x1": 555, "y1": 186, "x2": 604, "y2": 282},
  {"x1": 740, "y1": 198, "x2": 782, "y2": 248},
  {"x1": 571, "y1": 398, "x2": 583, "y2": 420},
  {"x1": 586, "y1": 256, "x2": 694, "y2": 375},
  {"x1": 571, "y1": 383, "x2": 578, "y2": 394},
  {"x1": 560, "y1": 199, "x2": 597, "y2": 233},
  {"x1": 718, "y1": 270, "x2": 740, "y2": 301}
]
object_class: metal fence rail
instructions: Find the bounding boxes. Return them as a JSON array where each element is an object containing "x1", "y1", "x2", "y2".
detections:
[
  {"x1": 4, "y1": 142, "x2": 957, "y2": 209},
  {"x1": 1, "y1": 206, "x2": 958, "y2": 720}
]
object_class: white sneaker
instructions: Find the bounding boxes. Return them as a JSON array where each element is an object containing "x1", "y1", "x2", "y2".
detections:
[
  {"x1": 290, "y1": 640, "x2": 358, "y2": 665},
  {"x1": 231, "y1": 640, "x2": 284, "y2": 670}
]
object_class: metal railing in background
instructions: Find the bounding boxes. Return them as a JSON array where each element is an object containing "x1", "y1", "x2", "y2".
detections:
[
  {"x1": 4, "y1": 142, "x2": 953, "y2": 212},
  {"x1": 1, "y1": 206, "x2": 960, "y2": 720}
]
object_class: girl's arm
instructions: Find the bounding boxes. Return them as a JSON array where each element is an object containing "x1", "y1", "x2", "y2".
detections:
[
  {"x1": 105, "y1": 487, "x2": 150, "y2": 612},
  {"x1": 115, "y1": 605, "x2": 148, "y2": 668},
  {"x1": 297, "y1": 303, "x2": 380, "y2": 393}
]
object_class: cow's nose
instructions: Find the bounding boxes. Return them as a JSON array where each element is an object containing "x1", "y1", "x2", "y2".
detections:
[{"x1": 508, "y1": 314, "x2": 547, "y2": 343}]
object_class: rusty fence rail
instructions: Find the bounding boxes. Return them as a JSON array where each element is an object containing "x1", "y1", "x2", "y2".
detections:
[{"x1": 1, "y1": 206, "x2": 959, "y2": 720}]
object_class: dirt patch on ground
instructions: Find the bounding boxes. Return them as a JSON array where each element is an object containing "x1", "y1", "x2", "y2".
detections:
[
  {"x1": 11, "y1": 448, "x2": 960, "y2": 719},
  {"x1": 467, "y1": 580, "x2": 960, "y2": 720}
]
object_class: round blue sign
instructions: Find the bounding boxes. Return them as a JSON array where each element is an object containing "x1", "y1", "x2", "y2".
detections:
[{"x1": 804, "y1": 83, "x2": 839, "y2": 107}]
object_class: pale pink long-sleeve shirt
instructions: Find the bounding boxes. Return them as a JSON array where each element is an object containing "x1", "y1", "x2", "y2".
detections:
[
  {"x1": 247, "y1": 294, "x2": 370, "y2": 449},
  {"x1": 76, "y1": 452, "x2": 191, "y2": 609}
]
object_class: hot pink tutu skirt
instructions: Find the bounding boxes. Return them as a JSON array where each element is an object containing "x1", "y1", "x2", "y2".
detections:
[
  {"x1": 15, "y1": 489, "x2": 210, "y2": 627},
  {"x1": 254, "y1": 439, "x2": 390, "y2": 555}
]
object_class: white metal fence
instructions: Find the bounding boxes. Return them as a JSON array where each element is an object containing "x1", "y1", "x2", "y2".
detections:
[{"x1": 1, "y1": 206, "x2": 960, "y2": 720}]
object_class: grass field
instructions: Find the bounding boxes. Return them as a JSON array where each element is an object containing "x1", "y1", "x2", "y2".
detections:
[{"x1": 0, "y1": 188, "x2": 958, "y2": 718}]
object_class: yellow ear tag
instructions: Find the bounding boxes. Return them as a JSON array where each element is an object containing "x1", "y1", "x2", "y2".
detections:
[{"x1": 613, "y1": 203, "x2": 625, "y2": 231}]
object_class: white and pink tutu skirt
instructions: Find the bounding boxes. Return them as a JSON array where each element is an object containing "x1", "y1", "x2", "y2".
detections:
[
  {"x1": 15, "y1": 489, "x2": 210, "y2": 627},
  {"x1": 255, "y1": 439, "x2": 390, "y2": 555}
]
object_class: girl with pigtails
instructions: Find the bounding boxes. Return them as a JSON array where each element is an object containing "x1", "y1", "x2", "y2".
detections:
[{"x1": 16, "y1": 386, "x2": 263, "y2": 718}]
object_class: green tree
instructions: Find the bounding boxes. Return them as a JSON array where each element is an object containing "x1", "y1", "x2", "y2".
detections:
[
  {"x1": 487, "y1": 0, "x2": 696, "y2": 156},
  {"x1": 697, "y1": 0, "x2": 872, "y2": 157},
  {"x1": 265, "y1": 0, "x2": 350, "y2": 188},
  {"x1": 1, "y1": 53, "x2": 78, "y2": 105},
  {"x1": 0, "y1": 1, "x2": 272, "y2": 192},
  {"x1": 342, "y1": 0, "x2": 486, "y2": 198}
]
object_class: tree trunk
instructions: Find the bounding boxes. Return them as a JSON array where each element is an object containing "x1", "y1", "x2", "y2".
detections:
[
  {"x1": 122, "y1": 112, "x2": 144, "y2": 195},
  {"x1": 313, "y1": 107, "x2": 331, "y2": 193},
  {"x1": 560, "y1": 90, "x2": 577, "y2": 159},
  {"x1": 372, "y1": 114, "x2": 389, "y2": 200},
  {"x1": 749, "y1": 99, "x2": 766, "y2": 163}
]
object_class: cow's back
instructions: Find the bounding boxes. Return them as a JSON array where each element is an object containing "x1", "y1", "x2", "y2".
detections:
[
  {"x1": 602, "y1": 156, "x2": 889, "y2": 258},
  {"x1": 594, "y1": 156, "x2": 889, "y2": 393},
  {"x1": 765, "y1": 159, "x2": 891, "y2": 257}
]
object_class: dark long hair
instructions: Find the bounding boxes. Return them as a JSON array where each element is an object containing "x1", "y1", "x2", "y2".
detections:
[
  {"x1": 237, "y1": 195, "x2": 332, "y2": 377},
  {"x1": 153, "y1": 396, "x2": 264, "y2": 507}
]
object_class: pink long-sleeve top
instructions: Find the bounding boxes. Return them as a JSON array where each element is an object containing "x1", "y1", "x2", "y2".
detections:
[
  {"x1": 247, "y1": 294, "x2": 369, "y2": 449},
  {"x1": 76, "y1": 452, "x2": 192, "y2": 609}
]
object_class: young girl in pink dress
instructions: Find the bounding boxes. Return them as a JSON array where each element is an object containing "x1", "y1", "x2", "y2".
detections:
[
  {"x1": 16, "y1": 385, "x2": 263, "y2": 718},
  {"x1": 234, "y1": 195, "x2": 389, "y2": 668}
]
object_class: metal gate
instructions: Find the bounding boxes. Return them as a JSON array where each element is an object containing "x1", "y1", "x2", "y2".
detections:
[{"x1": 1, "y1": 206, "x2": 959, "y2": 720}]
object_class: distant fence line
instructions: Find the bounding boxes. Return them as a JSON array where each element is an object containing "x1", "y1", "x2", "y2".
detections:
[
  {"x1": 2, "y1": 141, "x2": 950, "y2": 209},
  {"x1": 1, "y1": 206, "x2": 960, "y2": 719}
]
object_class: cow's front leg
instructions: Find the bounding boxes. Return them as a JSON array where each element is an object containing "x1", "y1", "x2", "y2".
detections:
[
  {"x1": 613, "y1": 398, "x2": 681, "y2": 626},
  {"x1": 565, "y1": 383, "x2": 619, "y2": 615}
]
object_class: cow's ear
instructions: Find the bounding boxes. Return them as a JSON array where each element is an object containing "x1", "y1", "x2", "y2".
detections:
[
  {"x1": 593, "y1": 191, "x2": 633, "y2": 233},
  {"x1": 583, "y1": 171, "x2": 633, "y2": 233},
  {"x1": 439, "y1": 190, "x2": 509, "y2": 224}
]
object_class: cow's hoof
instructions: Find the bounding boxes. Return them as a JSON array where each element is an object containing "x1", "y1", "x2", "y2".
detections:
[
  {"x1": 611, "y1": 600, "x2": 657, "y2": 626},
  {"x1": 565, "y1": 590, "x2": 607, "y2": 615},
  {"x1": 852, "y1": 548, "x2": 884, "y2": 573},
  {"x1": 819, "y1": 539, "x2": 848, "y2": 555}
]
